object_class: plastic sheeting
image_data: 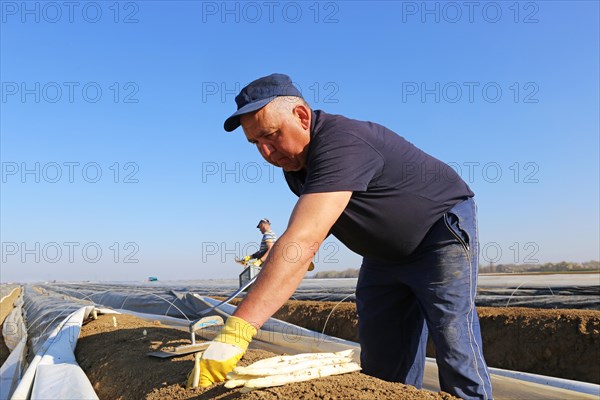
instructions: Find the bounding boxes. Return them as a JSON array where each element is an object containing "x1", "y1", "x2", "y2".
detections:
[
  {"x1": 20, "y1": 286, "x2": 93, "y2": 361},
  {"x1": 187, "y1": 294, "x2": 361, "y2": 362},
  {"x1": 487, "y1": 365, "x2": 600, "y2": 397},
  {"x1": 29, "y1": 284, "x2": 359, "y2": 356},
  {"x1": 3, "y1": 295, "x2": 26, "y2": 351},
  {"x1": 41, "y1": 275, "x2": 600, "y2": 309},
  {"x1": 18, "y1": 284, "x2": 600, "y2": 400},
  {"x1": 2, "y1": 286, "x2": 100, "y2": 399},
  {"x1": 0, "y1": 290, "x2": 27, "y2": 400},
  {"x1": 42, "y1": 280, "x2": 357, "y2": 304},
  {"x1": 39, "y1": 284, "x2": 202, "y2": 320},
  {"x1": 0, "y1": 341, "x2": 27, "y2": 400},
  {"x1": 34, "y1": 285, "x2": 362, "y2": 360},
  {"x1": 11, "y1": 305, "x2": 98, "y2": 400},
  {"x1": 32, "y1": 364, "x2": 97, "y2": 400},
  {"x1": 13, "y1": 285, "x2": 360, "y2": 399}
]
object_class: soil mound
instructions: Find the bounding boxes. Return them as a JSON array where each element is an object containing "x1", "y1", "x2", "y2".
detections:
[
  {"x1": 76, "y1": 314, "x2": 456, "y2": 400},
  {"x1": 0, "y1": 287, "x2": 21, "y2": 366},
  {"x1": 246, "y1": 299, "x2": 600, "y2": 384}
]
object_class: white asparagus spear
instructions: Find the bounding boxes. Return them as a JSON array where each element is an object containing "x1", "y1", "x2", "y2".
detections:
[
  {"x1": 190, "y1": 352, "x2": 201, "y2": 388},
  {"x1": 232, "y1": 356, "x2": 352, "y2": 376},
  {"x1": 242, "y1": 362, "x2": 361, "y2": 389},
  {"x1": 224, "y1": 375, "x2": 256, "y2": 389},
  {"x1": 233, "y1": 349, "x2": 353, "y2": 374},
  {"x1": 244, "y1": 349, "x2": 352, "y2": 367}
]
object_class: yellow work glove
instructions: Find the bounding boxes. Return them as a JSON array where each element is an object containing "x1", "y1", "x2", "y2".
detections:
[
  {"x1": 251, "y1": 259, "x2": 263, "y2": 267},
  {"x1": 186, "y1": 316, "x2": 257, "y2": 388},
  {"x1": 235, "y1": 255, "x2": 252, "y2": 265}
]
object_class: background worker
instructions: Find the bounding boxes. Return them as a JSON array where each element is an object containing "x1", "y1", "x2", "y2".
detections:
[
  {"x1": 238, "y1": 218, "x2": 277, "y2": 267},
  {"x1": 193, "y1": 74, "x2": 493, "y2": 399}
]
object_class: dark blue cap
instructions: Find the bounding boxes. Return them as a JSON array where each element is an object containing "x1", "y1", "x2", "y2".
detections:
[
  {"x1": 257, "y1": 218, "x2": 270, "y2": 228},
  {"x1": 223, "y1": 73, "x2": 303, "y2": 132}
]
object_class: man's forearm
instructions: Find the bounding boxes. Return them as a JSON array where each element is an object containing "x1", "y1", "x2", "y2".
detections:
[
  {"x1": 233, "y1": 191, "x2": 352, "y2": 328},
  {"x1": 250, "y1": 251, "x2": 262, "y2": 259},
  {"x1": 233, "y1": 235, "x2": 314, "y2": 327},
  {"x1": 259, "y1": 246, "x2": 273, "y2": 262}
]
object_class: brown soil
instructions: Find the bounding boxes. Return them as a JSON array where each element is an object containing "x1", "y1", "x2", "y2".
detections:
[
  {"x1": 224, "y1": 298, "x2": 600, "y2": 384},
  {"x1": 0, "y1": 287, "x2": 21, "y2": 366},
  {"x1": 76, "y1": 314, "x2": 457, "y2": 400},
  {"x1": 477, "y1": 306, "x2": 600, "y2": 383}
]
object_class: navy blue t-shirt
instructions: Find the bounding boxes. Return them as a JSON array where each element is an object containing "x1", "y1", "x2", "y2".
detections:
[{"x1": 284, "y1": 110, "x2": 474, "y2": 262}]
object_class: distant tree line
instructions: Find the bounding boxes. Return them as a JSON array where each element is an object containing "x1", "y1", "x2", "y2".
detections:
[
  {"x1": 310, "y1": 268, "x2": 360, "y2": 279},
  {"x1": 479, "y1": 260, "x2": 599, "y2": 274},
  {"x1": 310, "y1": 261, "x2": 599, "y2": 278}
]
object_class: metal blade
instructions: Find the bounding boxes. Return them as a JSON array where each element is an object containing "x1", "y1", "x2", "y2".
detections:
[{"x1": 147, "y1": 343, "x2": 210, "y2": 358}]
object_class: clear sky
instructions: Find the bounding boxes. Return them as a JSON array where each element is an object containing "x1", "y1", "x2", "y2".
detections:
[{"x1": 1, "y1": 1, "x2": 598, "y2": 282}]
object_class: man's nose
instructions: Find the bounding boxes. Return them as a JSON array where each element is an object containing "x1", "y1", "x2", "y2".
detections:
[{"x1": 259, "y1": 143, "x2": 275, "y2": 157}]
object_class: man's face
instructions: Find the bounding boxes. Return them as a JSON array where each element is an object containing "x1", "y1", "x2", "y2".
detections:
[{"x1": 240, "y1": 102, "x2": 310, "y2": 172}]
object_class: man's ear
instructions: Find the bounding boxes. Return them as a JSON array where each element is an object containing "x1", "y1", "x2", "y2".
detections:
[{"x1": 293, "y1": 104, "x2": 311, "y2": 130}]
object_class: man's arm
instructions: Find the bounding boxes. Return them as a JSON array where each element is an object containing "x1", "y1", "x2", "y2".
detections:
[
  {"x1": 259, "y1": 240, "x2": 274, "y2": 263},
  {"x1": 233, "y1": 191, "x2": 352, "y2": 327}
]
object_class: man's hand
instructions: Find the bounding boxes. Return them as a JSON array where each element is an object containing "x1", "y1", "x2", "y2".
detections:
[
  {"x1": 187, "y1": 316, "x2": 257, "y2": 388},
  {"x1": 251, "y1": 259, "x2": 263, "y2": 267},
  {"x1": 235, "y1": 255, "x2": 253, "y2": 265}
]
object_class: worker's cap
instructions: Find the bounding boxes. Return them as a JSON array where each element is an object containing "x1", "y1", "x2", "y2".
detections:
[
  {"x1": 257, "y1": 218, "x2": 270, "y2": 228},
  {"x1": 223, "y1": 73, "x2": 303, "y2": 132}
]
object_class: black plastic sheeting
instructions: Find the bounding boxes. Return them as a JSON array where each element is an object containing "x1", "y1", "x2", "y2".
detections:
[
  {"x1": 27, "y1": 284, "x2": 361, "y2": 360},
  {"x1": 39, "y1": 278, "x2": 600, "y2": 310},
  {"x1": 36, "y1": 284, "x2": 208, "y2": 320},
  {"x1": 476, "y1": 286, "x2": 600, "y2": 309},
  {"x1": 40, "y1": 280, "x2": 357, "y2": 303},
  {"x1": 21, "y1": 286, "x2": 93, "y2": 363}
]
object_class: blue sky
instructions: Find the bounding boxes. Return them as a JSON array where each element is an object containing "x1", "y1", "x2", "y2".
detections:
[{"x1": 1, "y1": 1, "x2": 598, "y2": 282}]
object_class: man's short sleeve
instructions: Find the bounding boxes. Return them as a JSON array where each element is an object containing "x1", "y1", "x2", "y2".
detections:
[
  {"x1": 263, "y1": 232, "x2": 276, "y2": 242},
  {"x1": 302, "y1": 131, "x2": 384, "y2": 194}
]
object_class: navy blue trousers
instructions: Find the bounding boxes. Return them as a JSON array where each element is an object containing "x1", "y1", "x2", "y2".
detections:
[{"x1": 356, "y1": 198, "x2": 493, "y2": 400}]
